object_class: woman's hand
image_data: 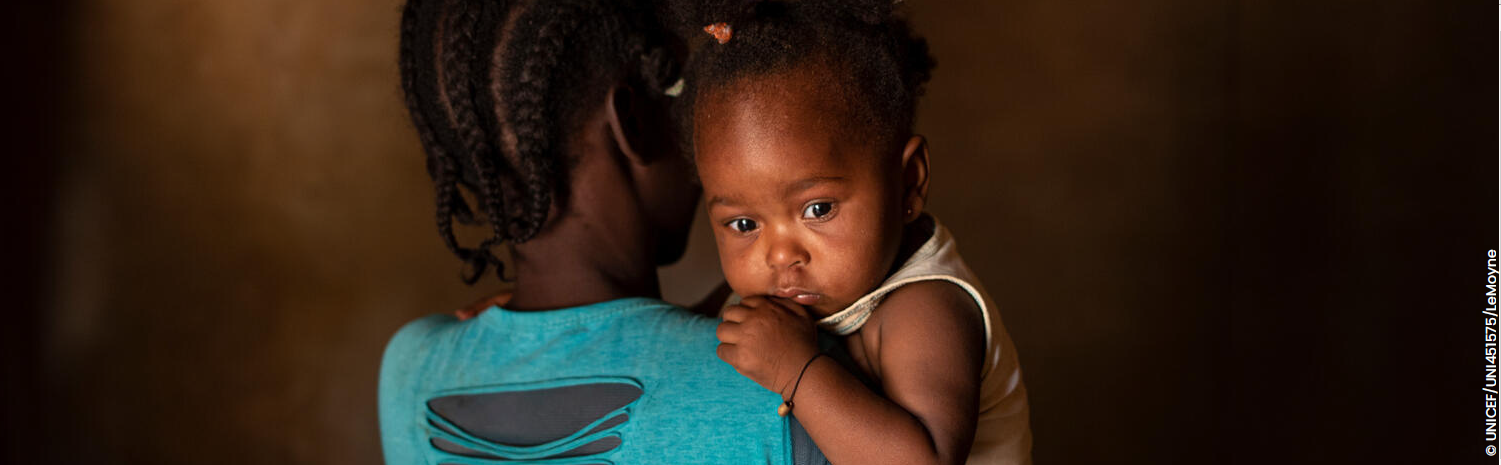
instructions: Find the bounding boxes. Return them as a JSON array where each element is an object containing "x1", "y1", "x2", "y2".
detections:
[
  {"x1": 714, "y1": 295, "x2": 820, "y2": 396},
  {"x1": 454, "y1": 292, "x2": 512, "y2": 321}
]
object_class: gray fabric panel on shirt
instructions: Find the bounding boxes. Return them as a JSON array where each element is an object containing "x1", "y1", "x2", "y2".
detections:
[
  {"x1": 426, "y1": 382, "x2": 642, "y2": 446},
  {"x1": 788, "y1": 415, "x2": 829, "y2": 465},
  {"x1": 432, "y1": 435, "x2": 622, "y2": 461},
  {"x1": 431, "y1": 437, "x2": 491, "y2": 459},
  {"x1": 429, "y1": 414, "x2": 628, "y2": 458}
]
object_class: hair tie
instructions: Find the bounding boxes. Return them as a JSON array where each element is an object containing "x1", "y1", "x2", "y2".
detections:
[
  {"x1": 663, "y1": 78, "x2": 684, "y2": 97},
  {"x1": 703, "y1": 22, "x2": 732, "y2": 44}
]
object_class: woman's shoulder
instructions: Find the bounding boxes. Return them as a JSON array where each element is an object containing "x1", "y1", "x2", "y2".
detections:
[
  {"x1": 383, "y1": 313, "x2": 461, "y2": 362},
  {"x1": 378, "y1": 300, "x2": 717, "y2": 375},
  {"x1": 377, "y1": 313, "x2": 463, "y2": 463},
  {"x1": 378, "y1": 313, "x2": 462, "y2": 399}
]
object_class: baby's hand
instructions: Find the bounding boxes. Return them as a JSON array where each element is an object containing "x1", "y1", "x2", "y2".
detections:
[{"x1": 715, "y1": 296, "x2": 820, "y2": 396}]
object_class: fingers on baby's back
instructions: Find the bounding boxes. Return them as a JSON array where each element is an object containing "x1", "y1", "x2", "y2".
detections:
[
  {"x1": 720, "y1": 306, "x2": 750, "y2": 322},
  {"x1": 716, "y1": 342, "x2": 738, "y2": 365}
]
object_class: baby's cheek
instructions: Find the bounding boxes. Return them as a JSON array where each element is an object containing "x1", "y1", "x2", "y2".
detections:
[
  {"x1": 823, "y1": 238, "x2": 892, "y2": 305},
  {"x1": 719, "y1": 247, "x2": 762, "y2": 297}
]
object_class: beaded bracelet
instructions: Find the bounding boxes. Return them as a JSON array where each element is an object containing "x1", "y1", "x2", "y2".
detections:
[{"x1": 778, "y1": 353, "x2": 826, "y2": 417}]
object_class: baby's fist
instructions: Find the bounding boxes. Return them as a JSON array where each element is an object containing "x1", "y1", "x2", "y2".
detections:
[{"x1": 715, "y1": 296, "x2": 819, "y2": 396}]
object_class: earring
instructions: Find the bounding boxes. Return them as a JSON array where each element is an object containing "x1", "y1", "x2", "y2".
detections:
[{"x1": 905, "y1": 208, "x2": 913, "y2": 216}]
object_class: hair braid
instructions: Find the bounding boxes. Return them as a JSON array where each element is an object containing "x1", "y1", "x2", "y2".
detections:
[
  {"x1": 400, "y1": 0, "x2": 491, "y2": 283},
  {"x1": 440, "y1": 0, "x2": 516, "y2": 281},
  {"x1": 496, "y1": 2, "x2": 601, "y2": 242},
  {"x1": 399, "y1": 0, "x2": 683, "y2": 283}
]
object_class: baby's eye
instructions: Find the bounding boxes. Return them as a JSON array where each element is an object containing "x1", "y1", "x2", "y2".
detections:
[
  {"x1": 727, "y1": 218, "x2": 758, "y2": 233},
  {"x1": 801, "y1": 202, "x2": 833, "y2": 219}
]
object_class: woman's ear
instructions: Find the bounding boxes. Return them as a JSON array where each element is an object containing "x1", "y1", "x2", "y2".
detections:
[
  {"x1": 899, "y1": 135, "x2": 930, "y2": 223},
  {"x1": 606, "y1": 83, "x2": 673, "y2": 166},
  {"x1": 606, "y1": 84, "x2": 647, "y2": 165}
]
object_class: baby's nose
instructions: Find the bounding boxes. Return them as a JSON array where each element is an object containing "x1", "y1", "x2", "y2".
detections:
[{"x1": 765, "y1": 235, "x2": 810, "y2": 270}]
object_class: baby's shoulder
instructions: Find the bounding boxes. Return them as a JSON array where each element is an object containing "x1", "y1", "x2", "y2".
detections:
[
  {"x1": 853, "y1": 280, "x2": 987, "y2": 382},
  {"x1": 861, "y1": 280, "x2": 985, "y2": 359},
  {"x1": 872, "y1": 280, "x2": 983, "y2": 328}
]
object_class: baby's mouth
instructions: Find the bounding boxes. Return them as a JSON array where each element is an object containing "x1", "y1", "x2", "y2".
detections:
[{"x1": 773, "y1": 288, "x2": 822, "y2": 307}]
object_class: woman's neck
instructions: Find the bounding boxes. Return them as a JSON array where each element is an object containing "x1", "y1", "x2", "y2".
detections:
[
  {"x1": 500, "y1": 117, "x2": 665, "y2": 312},
  {"x1": 505, "y1": 234, "x2": 662, "y2": 311}
]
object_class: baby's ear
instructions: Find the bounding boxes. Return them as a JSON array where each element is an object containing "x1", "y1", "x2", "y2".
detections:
[{"x1": 899, "y1": 135, "x2": 930, "y2": 223}]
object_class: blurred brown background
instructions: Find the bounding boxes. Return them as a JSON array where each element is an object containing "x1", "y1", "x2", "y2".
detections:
[{"x1": 2, "y1": 0, "x2": 1494, "y2": 464}]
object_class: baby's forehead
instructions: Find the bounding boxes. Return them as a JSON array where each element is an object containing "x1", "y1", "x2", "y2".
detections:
[
  {"x1": 694, "y1": 96, "x2": 878, "y2": 170},
  {"x1": 695, "y1": 69, "x2": 876, "y2": 149},
  {"x1": 694, "y1": 118, "x2": 888, "y2": 201},
  {"x1": 723, "y1": 54, "x2": 878, "y2": 105}
]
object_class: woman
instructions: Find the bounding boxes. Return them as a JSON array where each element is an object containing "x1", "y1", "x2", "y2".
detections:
[{"x1": 378, "y1": 0, "x2": 821, "y2": 463}]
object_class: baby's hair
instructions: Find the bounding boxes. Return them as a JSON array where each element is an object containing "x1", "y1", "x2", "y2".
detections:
[
  {"x1": 399, "y1": 0, "x2": 681, "y2": 283},
  {"x1": 669, "y1": 0, "x2": 935, "y2": 154}
]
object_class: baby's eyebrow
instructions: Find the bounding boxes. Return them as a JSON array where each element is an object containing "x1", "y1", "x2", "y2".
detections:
[
  {"x1": 707, "y1": 176, "x2": 845, "y2": 208},
  {"x1": 783, "y1": 176, "x2": 845, "y2": 198},
  {"x1": 707, "y1": 194, "x2": 740, "y2": 208}
]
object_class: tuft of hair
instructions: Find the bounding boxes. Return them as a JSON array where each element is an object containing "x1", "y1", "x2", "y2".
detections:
[
  {"x1": 399, "y1": 0, "x2": 682, "y2": 284},
  {"x1": 670, "y1": 0, "x2": 935, "y2": 155}
]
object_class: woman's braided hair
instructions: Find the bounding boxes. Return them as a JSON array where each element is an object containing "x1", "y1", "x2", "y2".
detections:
[
  {"x1": 670, "y1": 0, "x2": 935, "y2": 155},
  {"x1": 399, "y1": 0, "x2": 681, "y2": 283}
]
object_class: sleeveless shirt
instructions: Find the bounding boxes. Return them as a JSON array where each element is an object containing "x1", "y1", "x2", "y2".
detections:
[{"x1": 816, "y1": 216, "x2": 1033, "y2": 465}]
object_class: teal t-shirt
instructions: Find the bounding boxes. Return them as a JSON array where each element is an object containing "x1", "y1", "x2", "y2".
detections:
[{"x1": 378, "y1": 297, "x2": 796, "y2": 464}]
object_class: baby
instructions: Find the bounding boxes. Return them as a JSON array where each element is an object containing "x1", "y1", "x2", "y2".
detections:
[{"x1": 677, "y1": 1, "x2": 1033, "y2": 463}]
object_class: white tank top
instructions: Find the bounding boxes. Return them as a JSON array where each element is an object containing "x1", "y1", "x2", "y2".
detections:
[{"x1": 816, "y1": 216, "x2": 1033, "y2": 465}]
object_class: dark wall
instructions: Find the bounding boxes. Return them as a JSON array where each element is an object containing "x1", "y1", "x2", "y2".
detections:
[
  {"x1": 2, "y1": 3, "x2": 68, "y2": 465},
  {"x1": 1227, "y1": 2, "x2": 1492, "y2": 463},
  {"x1": 907, "y1": 1, "x2": 1233, "y2": 461},
  {"x1": 5, "y1": 0, "x2": 1493, "y2": 463}
]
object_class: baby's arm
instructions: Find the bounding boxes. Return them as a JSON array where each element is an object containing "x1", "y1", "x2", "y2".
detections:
[{"x1": 716, "y1": 282, "x2": 985, "y2": 465}]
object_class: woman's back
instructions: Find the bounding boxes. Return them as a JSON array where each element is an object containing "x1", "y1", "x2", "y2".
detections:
[{"x1": 379, "y1": 298, "x2": 802, "y2": 464}]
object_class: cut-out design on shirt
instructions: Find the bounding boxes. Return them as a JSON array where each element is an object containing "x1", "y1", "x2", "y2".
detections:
[{"x1": 422, "y1": 378, "x2": 642, "y2": 465}]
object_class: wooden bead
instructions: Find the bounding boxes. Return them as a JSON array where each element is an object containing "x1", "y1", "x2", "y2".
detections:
[{"x1": 777, "y1": 402, "x2": 791, "y2": 417}]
